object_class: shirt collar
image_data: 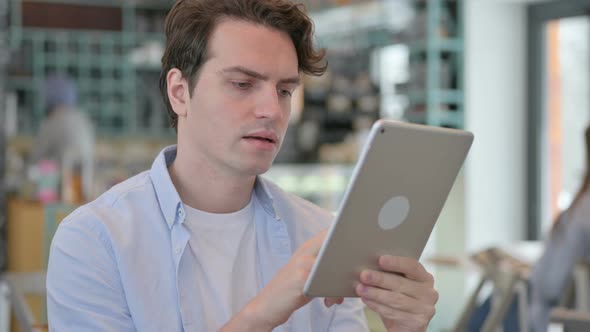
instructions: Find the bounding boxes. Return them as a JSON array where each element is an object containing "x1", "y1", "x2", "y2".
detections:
[
  {"x1": 254, "y1": 177, "x2": 281, "y2": 220},
  {"x1": 150, "y1": 145, "x2": 183, "y2": 229},
  {"x1": 150, "y1": 145, "x2": 281, "y2": 229}
]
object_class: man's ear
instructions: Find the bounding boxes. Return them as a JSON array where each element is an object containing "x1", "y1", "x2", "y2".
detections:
[{"x1": 167, "y1": 68, "x2": 190, "y2": 118}]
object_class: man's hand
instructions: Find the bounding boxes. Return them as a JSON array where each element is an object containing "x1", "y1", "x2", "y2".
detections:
[
  {"x1": 221, "y1": 229, "x2": 342, "y2": 331},
  {"x1": 355, "y1": 256, "x2": 438, "y2": 332}
]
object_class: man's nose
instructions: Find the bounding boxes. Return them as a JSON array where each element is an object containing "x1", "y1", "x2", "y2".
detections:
[{"x1": 255, "y1": 88, "x2": 283, "y2": 120}]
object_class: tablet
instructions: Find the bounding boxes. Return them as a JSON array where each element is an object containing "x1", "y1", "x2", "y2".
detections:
[{"x1": 303, "y1": 120, "x2": 473, "y2": 297}]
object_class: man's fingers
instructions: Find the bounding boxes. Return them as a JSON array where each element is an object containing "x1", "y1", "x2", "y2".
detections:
[
  {"x1": 324, "y1": 297, "x2": 344, "y2": 307},
  {"x1": 356, "y1": 283, "x2": 434, "y2": 316},
  {"x1": 361, "y1": 297, "x2": 432, "y2": 331},
  {"x1": 378, "y1": 256, "x2": 434, "y2": 285},
  {"x1": 297, "y1": 229, "x2": 328, "y2": 256},
  {"x1": 359, "y1": 269, "x2": 437, "y2": 302}
]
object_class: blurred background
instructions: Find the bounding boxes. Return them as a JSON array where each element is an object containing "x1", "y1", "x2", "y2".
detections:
[{"x1": 1, "y1": 0, "x2": 590, "y2": 331}]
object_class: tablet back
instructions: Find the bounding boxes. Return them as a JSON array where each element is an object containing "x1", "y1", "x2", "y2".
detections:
[{"x1": 304, "y1": 120, "x2": 473, "y2": 297}]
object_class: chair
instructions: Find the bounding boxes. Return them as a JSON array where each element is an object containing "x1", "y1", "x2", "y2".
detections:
[
  {"x1": 452, "y1": 247, "x2": 529, "y2": 332},
  {"x1": 0, "y1": 272, "x2": 48, "y2": 332},
  {"x1": 550, "y1": 307, "x2": 590, "y2": 332},
  {"x1": 0, "y1": 203, "x2": 73, "y2": 332},
  {"x1": 572, "y1": 263, "x2": 590, "y2": 311}
]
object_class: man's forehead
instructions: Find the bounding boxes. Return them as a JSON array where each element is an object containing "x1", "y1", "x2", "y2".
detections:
[
  {"x1": 207, "y1": 19, "x2": 297, "y2": 55},
  {"x1": 204, "y1": 21, "x2": 299, "y2": 79}
]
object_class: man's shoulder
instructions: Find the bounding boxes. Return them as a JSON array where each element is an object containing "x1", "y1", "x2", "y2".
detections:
[
  {"x1": 95, "y1": 171, "x2": 154, "y2": 205},
  {"x1": 61, "y1": 171, "x2": 156, "y2": 229}
]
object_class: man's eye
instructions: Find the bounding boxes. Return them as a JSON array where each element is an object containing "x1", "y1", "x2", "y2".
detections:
[
  {"x1": 278, "y1": 89, "x2": 293, "y2": 97},
  {"x1": 232, "y1": 82, "x2": 252, "y2": 89}
]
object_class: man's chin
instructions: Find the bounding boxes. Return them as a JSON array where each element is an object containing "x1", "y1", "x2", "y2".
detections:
[
  {"x1": 237, "y1": 160, "x2": 274, "y2": 177},
  {"x1": 250, "y1": 163, "x2": 273, "y2": 176}
]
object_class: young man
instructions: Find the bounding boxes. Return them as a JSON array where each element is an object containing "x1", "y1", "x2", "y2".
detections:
[{"x1": 47, "y1": 0, "x2": 438, "y2": 331}]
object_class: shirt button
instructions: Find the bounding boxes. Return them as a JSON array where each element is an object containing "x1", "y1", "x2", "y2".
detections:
[
  {"x1": 178, "y1": 208, "x2": 184, "y2": 217},
  {"x1": 175, "y1": 247, "x2": 181, "y2": 254}
]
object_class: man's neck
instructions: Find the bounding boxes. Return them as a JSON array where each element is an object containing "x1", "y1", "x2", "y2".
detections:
[{"x1": 169, "y1": 146, "x2": 256, "y2": 214}]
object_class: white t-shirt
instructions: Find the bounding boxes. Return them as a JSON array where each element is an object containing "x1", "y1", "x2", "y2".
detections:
[{"x1": 182, "y1": 194, "x2": 259, "y2": 330}]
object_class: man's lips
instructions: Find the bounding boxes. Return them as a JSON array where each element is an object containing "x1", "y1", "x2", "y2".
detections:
[{"x1": 243, "y1": 131, "x2": 278, "y2": 144}]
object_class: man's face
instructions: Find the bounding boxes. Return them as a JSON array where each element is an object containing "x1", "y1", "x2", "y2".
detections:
[{"x1": 179, "y1": 19, "x2": 299, "y2": 177}]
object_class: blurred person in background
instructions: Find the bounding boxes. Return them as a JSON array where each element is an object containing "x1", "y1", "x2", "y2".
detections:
[
  {"x1": 46, "y1": 1, "x2": 438, "y2": 331},
  {"x1": 30, "y1": 74, "x2": 95, "y2": 202},
  {"x1": 529, "y1": 125, "x2": 590, "y2": 331}
]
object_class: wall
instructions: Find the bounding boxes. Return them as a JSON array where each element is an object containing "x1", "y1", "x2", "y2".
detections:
[
  {"x1": 431, "y1": 1, "x2": 532, "y2": 328},
  {"x1": 464, "y1": 0, "x2": 530, "y2": 253}
]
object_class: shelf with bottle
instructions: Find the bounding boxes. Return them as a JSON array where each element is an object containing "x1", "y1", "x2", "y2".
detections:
[
  {"x1": 397, "y1": 0, "x2": 464, "y2": 129},
  {"x1": 6, "y1": 0, "x2": 171, "y2": 136},
  {"x1": 301, "y1": 66, "x2": 381, "y2": 151},
  {"x1": 309, "y1": 1, "x2": 414, "y2": 52},
  {"x1": 403, "y1": 107, "x2": 463, "y2": 129},
  {"x1": 407, "y1": 89, "x2": 463, "y2": 106},
  {"x1": 306, "y1": 0, "x2": 466, "y2": 131},
  {"x1": 407, "y1": 38, "x2": 463, "y2": 54}
]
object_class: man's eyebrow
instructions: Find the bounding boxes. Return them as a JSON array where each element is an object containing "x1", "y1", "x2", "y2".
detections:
[{"x1": 219, "y1": 66, "x2": 301, "y2": 85}]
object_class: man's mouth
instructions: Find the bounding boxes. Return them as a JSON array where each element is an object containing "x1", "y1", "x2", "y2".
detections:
[
  {"x1": 244, "y1": 136, "x2": 275, "y2": 143},
  {"x1": 243, "y1": 131, "x2": 278, "y2": 144}
]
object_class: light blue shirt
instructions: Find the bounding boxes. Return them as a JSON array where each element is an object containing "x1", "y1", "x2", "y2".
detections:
[{"x1": 47, "y1": 145, "x2": 368, "y2": 331}]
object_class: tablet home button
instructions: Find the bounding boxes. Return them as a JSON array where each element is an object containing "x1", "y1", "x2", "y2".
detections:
[{"x1": 378, "y1": 196, "x2": 410, "y2": 230}]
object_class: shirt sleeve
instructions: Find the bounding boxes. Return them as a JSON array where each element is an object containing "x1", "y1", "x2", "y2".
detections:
[
  {"x1": 529, "y1": 211, "x2": 590, "y2": 331},
  {"x1": 46, "y1": 209, "x2": 136, "y2": 332},
  {"x1": 327, "y1": 298, "x2": 369, "y2": 331}
]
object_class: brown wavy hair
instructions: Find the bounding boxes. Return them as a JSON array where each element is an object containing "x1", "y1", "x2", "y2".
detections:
[{"x1": 159, "y1": 0, "x2": 327, "y2": 130}]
